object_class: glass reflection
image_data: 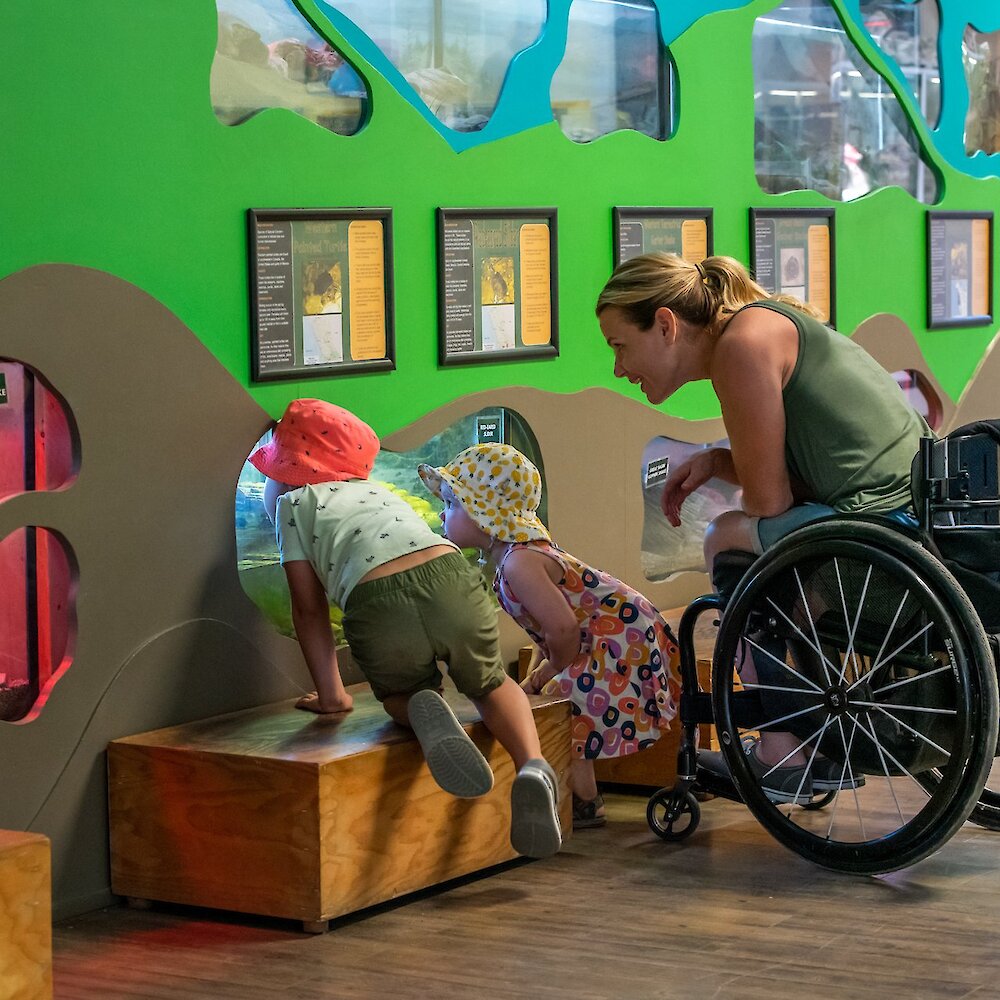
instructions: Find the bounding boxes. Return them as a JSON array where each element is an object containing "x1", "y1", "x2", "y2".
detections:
[
  {"x1": 963, "y1": 25, "x2": 1000, "y2": 155},
  {"x1": 329, "y1": 0, "x2": 545, "y2": 132},
  {"x1": 859, "y1": 0, "x2": 940, "y2": 128},
  {"x1": 236, "y1": 408, "x2": 545, "y2": 639},
  {"x1": 212, "y1": 0, "x2": 368, "y2": 135},
  {"x1": 552, "y1": 0, "x2": 674, "y2": 143},
  {"x1": 753, "y1": 0, "x2": 938, "y2": 202},
  {"x1": 640, "y1": 436, "x2": 740, "y2": 582}
]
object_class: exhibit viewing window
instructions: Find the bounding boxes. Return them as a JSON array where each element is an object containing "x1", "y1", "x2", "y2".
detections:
[
  {"x1": 552, "y1": 0, "x2": 675, "y2": 143},
  {"x1": 892, "y1": 368, "x2": 943, "y2": 431},
  {"x1": 640, "y1": 436, "x2": 740, "y2": 583},
  {"x1": 963, "y1": 25, "x2": 1000, "y2": 156},
  {"x1": 859, "y1": 0, "x2": 940, "y2": 129},
  {"x1": 212, "y1": 0, "x2": 368, "y2": 135},
  {"x1": 0, "y1": 361, "x2": 78, "y2": 723},
  {"x1": 323, "y1": 0, "x2": 545, "y2": 132},
  {"x1": 753, "y1": 0, "x2": 938, "y2": 203},
  {"x1": 236, "y1": 407, "x2": 545, "y2": 641}
]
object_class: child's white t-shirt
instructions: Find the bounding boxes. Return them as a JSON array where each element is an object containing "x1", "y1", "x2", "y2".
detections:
[{"x1": 275, "y1": 481, "x2": 457, "y2": 609}]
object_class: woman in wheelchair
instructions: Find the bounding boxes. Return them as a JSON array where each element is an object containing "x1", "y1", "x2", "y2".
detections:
[{"x1": 596, "y1": 253, "x2": 1000, "y2": 873}]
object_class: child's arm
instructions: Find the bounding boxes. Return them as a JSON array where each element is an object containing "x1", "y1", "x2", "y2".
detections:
[
  {"x1": 283, "y1": 560, "x2": 354, "y2": 714},
  {"x1": 501, "y1": 549, "x2": 581, "y2": 691}
]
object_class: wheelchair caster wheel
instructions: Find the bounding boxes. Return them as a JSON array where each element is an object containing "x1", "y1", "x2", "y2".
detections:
[
  {"x1": 800, "y1": 791, "x2": 837, "y2": 811},
  {"x1": 647, "y1": 787, "x2": 700, "y2": 842}
]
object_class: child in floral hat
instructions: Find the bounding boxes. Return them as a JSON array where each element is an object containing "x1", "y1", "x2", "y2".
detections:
[
  {"x1": 419, "y1": 444, "x2": 679, "y2": 829},
  {"x1": 250, "y1": 400, "x2": 561, "y2": 858}
]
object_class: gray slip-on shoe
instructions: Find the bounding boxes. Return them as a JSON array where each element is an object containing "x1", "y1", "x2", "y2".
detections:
[
  {"x1": 510, "y1": 758, "x2": 562, "y2": 858},
  {"x1": 407, "y1": 689, "x2": 494, "y2": 798}
]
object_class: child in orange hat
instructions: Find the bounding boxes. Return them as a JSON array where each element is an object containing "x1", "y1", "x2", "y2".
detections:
[
  {"x1": 250, "y1": 399, "x2": 561, "y2": 858},
  {"x1": 420, "y1": 444, "x2": 679, "y2": 829}
]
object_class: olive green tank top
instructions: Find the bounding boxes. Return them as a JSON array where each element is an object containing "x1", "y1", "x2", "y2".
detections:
[{"x1": 738, "y1": 300, "x2": 932, "y2": 512}]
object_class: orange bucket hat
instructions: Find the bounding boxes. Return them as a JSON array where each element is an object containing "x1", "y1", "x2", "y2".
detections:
[{"x1": 248, "y1": 399, "x2": 379, "y2": 487}]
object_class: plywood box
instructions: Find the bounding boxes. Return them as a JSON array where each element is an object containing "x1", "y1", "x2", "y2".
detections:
[
  {"x1": 108, "y1": 685, "x2": 571, "y2": 931},
  {"x1": 0, "y1": 830, "x2": 52, "y2": 1000}
]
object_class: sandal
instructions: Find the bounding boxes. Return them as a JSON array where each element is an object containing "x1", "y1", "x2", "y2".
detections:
[{"x1": 572, "y1": 793, "x2": 607, "y2": 830}]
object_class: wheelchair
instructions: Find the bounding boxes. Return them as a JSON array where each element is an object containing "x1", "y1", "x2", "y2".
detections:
[{"x1": 647, "y1": 423, "x2": 1000, "y2": 875}]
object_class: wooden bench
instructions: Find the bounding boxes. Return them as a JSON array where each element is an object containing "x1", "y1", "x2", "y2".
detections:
[
  {"x1": 0, "y1": 830, "x2": 52, "y2": 1000},
  {"x1": 108, "y1": 684, "x2": 571, "y2": 932}
]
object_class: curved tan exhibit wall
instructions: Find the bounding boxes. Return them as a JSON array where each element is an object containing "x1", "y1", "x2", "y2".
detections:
[
  {"x1": 385, "y1": 387, "x2": 727, "y2": 642},
  {"x1": 0, "y1": 265, "x2": 314, "y2": 918}
]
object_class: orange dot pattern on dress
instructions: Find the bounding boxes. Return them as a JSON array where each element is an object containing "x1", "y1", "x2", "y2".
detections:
[
  {"x1": 418, "y1": 444, "x2": 551, "y2": 544},
  {"x1": 249, "y1": 398, "x2": 380, "y2": 488}
]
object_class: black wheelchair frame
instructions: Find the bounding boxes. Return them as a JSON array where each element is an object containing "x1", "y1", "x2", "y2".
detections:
[{"x1": 647, "y1": 429, "x2": 1000, "y2": 875}]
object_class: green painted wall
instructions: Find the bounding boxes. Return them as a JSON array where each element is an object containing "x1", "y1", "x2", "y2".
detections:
[{"x1": 1, "y1": 0, "x2": 998, "y2": 436}]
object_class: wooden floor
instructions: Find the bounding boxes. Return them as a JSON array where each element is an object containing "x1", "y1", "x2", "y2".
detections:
[{"x1": 54, "y1": 789, "x2": 1000, "y2": 1000}]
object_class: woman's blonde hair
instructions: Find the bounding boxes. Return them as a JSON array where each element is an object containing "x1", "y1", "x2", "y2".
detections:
[{"x1": 595, "y1": 252, "x2": 819, "y2": 330}]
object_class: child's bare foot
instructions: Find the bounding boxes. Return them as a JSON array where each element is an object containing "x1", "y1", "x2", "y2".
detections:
[{"x1": 295, "y1": 691, "x2": 354, "y2": 714}]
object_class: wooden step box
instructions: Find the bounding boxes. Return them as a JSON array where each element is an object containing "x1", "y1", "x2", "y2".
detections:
[
  {"x1": 0, "y1": 829, "x2": 52, "y2": 1000},
  {"x1": 108, "y1": 684, "x2": 572, "y2": 932}
]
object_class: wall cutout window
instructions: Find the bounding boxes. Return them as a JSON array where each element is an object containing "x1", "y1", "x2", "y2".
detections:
[
  {"x1": 859, "y1": 0, "x2": 940, "y2": 129},
  {"x1": 236, "y1": 407, "x2": 545, "y2": 640},
  {"x1": 640, "y1": 436, "x2": 740, "y2": 583},
  {"x1": 212, "y1": 0, "x2": 368, "y2": 135},
  {"x1": 0, "y1": 361, "x2": 77, "y2": 722},
  {"x1": 892, "y1": 368, "x2": 943, "y2": 431},
  {"x1": 552, "y1": 0, "x2": 675, "y2": 143},
  {"x1": 753, "y1": 0, "x2": 938, "y2": 202},
  {"x1": 329, "y1": 0, "x2": 545, "y2": 132},
  {"x1": 963, "y1": 25, "x2": 1000, "y2": 155}
]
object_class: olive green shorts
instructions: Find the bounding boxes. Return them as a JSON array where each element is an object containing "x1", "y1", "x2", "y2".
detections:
[{"x1": 343, "y1": 552, "x2": 507, "y2": 703}]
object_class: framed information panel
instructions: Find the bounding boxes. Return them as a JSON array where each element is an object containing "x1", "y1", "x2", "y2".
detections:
[
  {"x1": 437, "y1": 208, "x2": 558, "y2": 366},
  {"x1": 248, "y1": 208, "x2": 395, "y2": 382},
  {"x1": 926, "y1": 211, "x2": 993, "y2": 329},
  {"x1": 750, "y1": 208, "x2": 835, "y2": 326},
  {"x1": 613, "y1": 207, "x2": 714, "y2": 267}
]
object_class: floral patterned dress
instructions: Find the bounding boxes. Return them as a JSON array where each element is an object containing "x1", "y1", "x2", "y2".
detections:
[{"x1": 495, "y1": 542, "x2": 680, "y2": 760}]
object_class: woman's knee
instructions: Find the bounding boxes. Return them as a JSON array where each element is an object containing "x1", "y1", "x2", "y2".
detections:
[{"x1": 703, "y1": 510, "x2": 755, "y2": 566}]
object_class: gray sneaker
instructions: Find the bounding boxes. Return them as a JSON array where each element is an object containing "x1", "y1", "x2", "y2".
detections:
[
  {"x1": 700, "y1": 745, "x2": 814, "y2": 805},
  {"x1": 510, "y1": 759, "x2": 562, "y2": 859},
  {"x1": 407, "y1": 689, "x2": 494, "y2": 798}
]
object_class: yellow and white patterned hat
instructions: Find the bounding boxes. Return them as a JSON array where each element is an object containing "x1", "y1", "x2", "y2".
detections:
[{"x1": 418, "y1": 444, "x2": 551, "y2": 544}]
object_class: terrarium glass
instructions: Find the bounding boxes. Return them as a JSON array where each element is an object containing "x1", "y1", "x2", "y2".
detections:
[
  {"x1": 753, "y1": 0, "x2": 938, "y2": 202},
  {"x1": 640, "y1": 436, "x2": 740, "y2": 583},
  {"x1": 236, "y1": 408, "x2": 545, "y2": 640}
]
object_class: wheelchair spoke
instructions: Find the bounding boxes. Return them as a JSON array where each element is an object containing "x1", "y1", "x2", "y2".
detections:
[
  {"x1": 754, "y1": 702, "x2": 828, "y2": 732},
  {"x1": 872, "y1": 664, "x2": 952, "y2": 696},
  {"x1": 746, "y1": 637, "x2": 825, "y2": 693},
  {"x1": 834, "y1": 558, "x2": 872, "y2": 687},
  {"x1": 846, "y1": 588, "x2": 912, "y2": 693},
  {"x1": 791, "y1": 570, "x2": 839, "y2": 685},
  {"x1": 849, "y1": 711, "x2": 932, "y2": 797},
  {"x1": 741, "y1": 681, "x2": 826, "y2": 696},
  {"x1": 844, "y1": 710, "x2": 907, "y2": 825},
  {"x1": 852, "y1": 701, "x2": 956, "y2": 716},
  {"x1": 826, "y1": 715, "x2": 865, "y2": 841},
  {"x1": 872, "y1": 704, "x2": 950, "y2": 758},
  {"x1": 866, "y1": 621, "x2": 935, "y2": 682}
]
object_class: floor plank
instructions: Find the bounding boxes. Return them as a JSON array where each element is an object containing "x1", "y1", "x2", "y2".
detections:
[{"x1": 53, "y1": 791, "x2": 1000, "y2": 999}]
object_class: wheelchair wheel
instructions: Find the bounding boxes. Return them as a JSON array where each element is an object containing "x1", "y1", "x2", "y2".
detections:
[
  {"x1": 711, "y1": 521, "x2": 999, "y2": 875},
  {"x1": 918, "y1": 766, "x2": 1000, "y2": 830},
  {"x1": 647, "y1": 787, "x2": 700, "y2": 841}
]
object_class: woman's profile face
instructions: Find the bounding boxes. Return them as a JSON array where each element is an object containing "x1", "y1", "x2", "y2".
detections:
[{"x1": 599, "y1": 305, "x2": 680, "y2": 405}]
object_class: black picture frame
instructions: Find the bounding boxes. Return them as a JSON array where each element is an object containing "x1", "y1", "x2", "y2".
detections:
[
  {"x1": 612, "y1": 207, "x2": 714, "y2": 267},
  {"x1": 248, "y1": 207, "x2": 396, "y2": 383},
  {"x1": 926, "y1": 211, "x2": 994, "y2": 330},
  {"x1": 437, "y1": 207, "x2": 559, "y2": 367},
  {"x1": 749, "y1": 207, "x2": 837, "y2": 327}
]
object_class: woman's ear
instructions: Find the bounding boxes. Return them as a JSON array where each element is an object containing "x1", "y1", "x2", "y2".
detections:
[{"x1": 653, "y1": 306, "x2": 677, "y2": 342}]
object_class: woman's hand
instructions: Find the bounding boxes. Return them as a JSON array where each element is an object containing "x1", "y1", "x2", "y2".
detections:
[{"x1": 661, "y1": 449, "x2": 727, "y2": 526}]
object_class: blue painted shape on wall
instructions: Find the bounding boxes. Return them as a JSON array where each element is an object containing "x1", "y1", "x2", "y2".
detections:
[
  {"x1": 311, "y1": 0, "x2": 750, "y2": 152},
  {"x1": 307, "y1": 0, "x2": 1000, "y2": 178}
]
